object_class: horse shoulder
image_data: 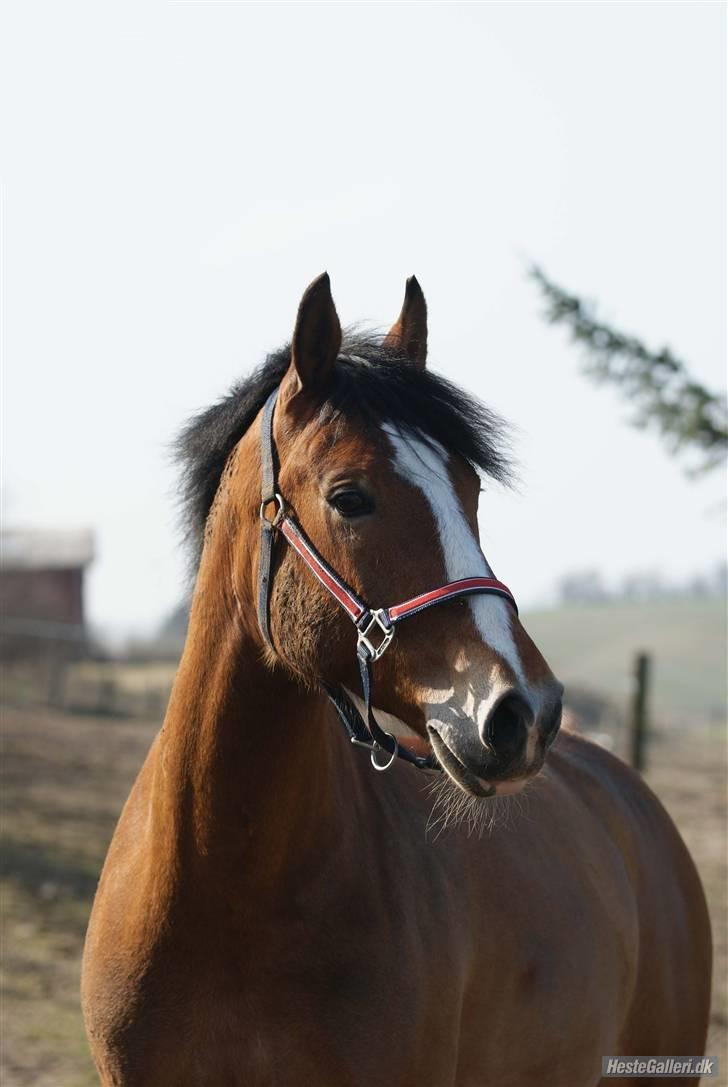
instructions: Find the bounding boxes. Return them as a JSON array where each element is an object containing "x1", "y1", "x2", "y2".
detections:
[{"x1": 82, "y1": 733, "x2": 181, "y2": 1081}]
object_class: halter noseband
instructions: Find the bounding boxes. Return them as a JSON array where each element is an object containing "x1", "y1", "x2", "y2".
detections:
[{"x1": 256, "y1": 387, "x2": 518, "y2": 774}]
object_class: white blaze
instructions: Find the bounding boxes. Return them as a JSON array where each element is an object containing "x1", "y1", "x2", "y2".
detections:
[{"x1": 383, "y1": 425, "x2": 526, "y2": 688}]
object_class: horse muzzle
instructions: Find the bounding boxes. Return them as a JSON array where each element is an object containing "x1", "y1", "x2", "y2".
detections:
[{"x1": 427, "y1": 682, "x2": 563, "y2": 797}]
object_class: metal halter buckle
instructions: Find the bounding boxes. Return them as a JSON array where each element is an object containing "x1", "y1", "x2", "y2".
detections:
[
  {"x1": 259, "y1": 493, "x2": 286, "y2": 528},
  {"x1": 357, "y1": 609, "x2": 395, "y2": 662},
  {"x1": 370, "y1": 732, "x2": 398, "y2": 772}
]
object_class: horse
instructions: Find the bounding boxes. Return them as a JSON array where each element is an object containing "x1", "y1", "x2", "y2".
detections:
[{"x1": 82, "y1": 274, "x2": 711, "y2": 1086}]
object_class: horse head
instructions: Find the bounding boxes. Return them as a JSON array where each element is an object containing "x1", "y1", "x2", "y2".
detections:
[{"x1": 204, "y1": 273, "x2": 563, "y2": 798}]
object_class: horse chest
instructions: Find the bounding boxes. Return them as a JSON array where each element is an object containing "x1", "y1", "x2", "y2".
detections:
[
  {"x1": 148, "y1": 943, "x2": 456, "y2": 1087},
  {"x1": 133, "y1": 875, "x2": 463, "y2": 1086},
  {"x1": 137, "y1": 907, "x2": 618, "y2": 1087}
]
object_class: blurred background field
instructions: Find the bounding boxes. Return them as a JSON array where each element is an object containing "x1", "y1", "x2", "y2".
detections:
[{"x1": 527, "y1": 596, "x2": 727, "y2": 730}]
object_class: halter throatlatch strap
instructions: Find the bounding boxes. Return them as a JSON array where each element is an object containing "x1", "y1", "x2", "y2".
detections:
[{"x1": 255, "y1": 387, "x2": 518, "y2": 775}]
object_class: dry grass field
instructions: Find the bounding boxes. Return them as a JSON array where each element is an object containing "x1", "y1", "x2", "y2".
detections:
[{"x1": 1, "y1": 704, "x2": 725, "y2": 1086}]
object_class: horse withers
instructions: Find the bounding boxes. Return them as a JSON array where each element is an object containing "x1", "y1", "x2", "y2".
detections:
[{"x1": 82, "y1": 274, "x2": 711, "y2": 1086}]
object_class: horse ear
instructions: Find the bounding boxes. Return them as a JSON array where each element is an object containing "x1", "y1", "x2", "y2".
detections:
[
  {"x1": 383, "y1": 276, "x2": 428, "y2": 369},
  {"x1": 287, "y1": 272, "x2": 342, "y2": 392}
]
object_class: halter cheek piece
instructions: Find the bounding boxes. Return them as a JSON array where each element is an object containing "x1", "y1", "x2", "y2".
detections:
[{"x1": 256, "y1": 388, "x2": 518, "y2": 774}]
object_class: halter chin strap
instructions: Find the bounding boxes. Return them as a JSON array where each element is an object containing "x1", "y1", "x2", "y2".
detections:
[{"x1": 256, "y1": 387, "x2": 518, "y2": 774}]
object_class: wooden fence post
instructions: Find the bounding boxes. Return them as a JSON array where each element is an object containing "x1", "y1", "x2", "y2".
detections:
[{"x1": 630, "y1": 651, "x2": 651, "y2": 773}]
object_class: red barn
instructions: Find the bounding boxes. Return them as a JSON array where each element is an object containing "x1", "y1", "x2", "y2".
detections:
[{"x1": 0, "y1": 529, "x2": 94, "y2": 658}]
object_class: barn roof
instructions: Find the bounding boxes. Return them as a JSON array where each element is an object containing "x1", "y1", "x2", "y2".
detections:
[{"x1": 0, "y1": 529, "x2": 95, "y2": 571}]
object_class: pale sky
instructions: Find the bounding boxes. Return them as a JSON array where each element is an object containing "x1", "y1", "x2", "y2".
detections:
[{"x1": 2, "y1": 1, "x2": 725, "y2": 639}]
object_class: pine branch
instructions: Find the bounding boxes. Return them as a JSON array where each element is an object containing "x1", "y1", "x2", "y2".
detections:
[{"x1": 530, "y1": 266, "x2": 728, "y2": 472}]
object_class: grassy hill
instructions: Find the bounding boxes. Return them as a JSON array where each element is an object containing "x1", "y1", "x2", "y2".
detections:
[{"x1": 522, "y1": 596, "x2": 726, "y2": 729}]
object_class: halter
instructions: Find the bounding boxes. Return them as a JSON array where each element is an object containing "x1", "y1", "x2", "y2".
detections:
[{"x1": 256, "y1": 387, "x2": 518, "y2": 774}]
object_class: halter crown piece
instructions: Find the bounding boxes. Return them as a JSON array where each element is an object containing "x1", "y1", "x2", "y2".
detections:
[{"x1": 256, "y1": 388, "x2": 518, "y2": 774}]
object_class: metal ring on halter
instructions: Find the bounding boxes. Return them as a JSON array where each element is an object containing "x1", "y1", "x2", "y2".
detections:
[
  {"x1": 370, "y1": 732, "x2": 398, "y2": 772},
  {"x1": 259, "y1": 493, "x2": 285, "y2": 527}
]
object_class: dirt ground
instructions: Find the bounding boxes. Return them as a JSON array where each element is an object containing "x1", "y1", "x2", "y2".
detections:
[{"x1": 1, "y1": 705, "x2": 725, "y2": 1086}]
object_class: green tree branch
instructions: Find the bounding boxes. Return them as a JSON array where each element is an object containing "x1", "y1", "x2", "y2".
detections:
[{"x1": 531, "y1": 266, "x2": 727, "y2": 472}]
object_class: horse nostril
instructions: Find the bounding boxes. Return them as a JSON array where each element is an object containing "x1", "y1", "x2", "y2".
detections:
[{"x1": 485, "y1": 694, "x2": 532, "y2": 760}]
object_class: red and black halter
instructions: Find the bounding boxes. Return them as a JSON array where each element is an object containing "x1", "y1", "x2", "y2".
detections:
[{"x1": 257, "y1": 388, "x2": 518, "y2": 773}]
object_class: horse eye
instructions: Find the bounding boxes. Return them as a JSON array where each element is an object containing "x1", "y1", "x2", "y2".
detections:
[{"x1": 329, "y1": 489, "x2": 372, "y2": 518}]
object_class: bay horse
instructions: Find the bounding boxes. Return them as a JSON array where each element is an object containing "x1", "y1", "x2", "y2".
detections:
[{"x1": 82, "y1": 274, "x2": 711, "y2": 1086}]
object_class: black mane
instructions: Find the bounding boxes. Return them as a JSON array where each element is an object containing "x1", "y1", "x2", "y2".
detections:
[{"x1": 175, "y1": 332, "x2": 512, "y2": 568}]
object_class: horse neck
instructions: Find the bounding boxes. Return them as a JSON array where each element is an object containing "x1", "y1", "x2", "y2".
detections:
[{"x1": 156, "y1": 529, "x2": 344, "y2": 896}]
